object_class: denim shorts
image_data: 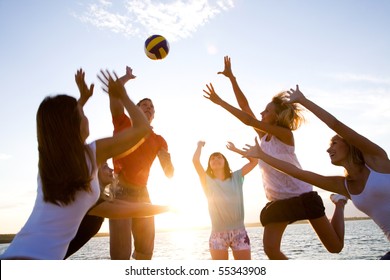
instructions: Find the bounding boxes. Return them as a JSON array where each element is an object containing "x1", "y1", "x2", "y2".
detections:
[{"x1": 114, "y1": 184, "x2": 151, "y2": 203}]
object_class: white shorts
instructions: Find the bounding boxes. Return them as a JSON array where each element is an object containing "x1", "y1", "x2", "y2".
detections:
[{"x1": 209, "y1": 228, "x2": 251, "y2": 251}]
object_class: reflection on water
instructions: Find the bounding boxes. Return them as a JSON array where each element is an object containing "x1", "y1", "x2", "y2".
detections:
[
  {"x1": 65, "y1": 219, "x2": 390, "y2": 260},
  {"x1": 1, "y1": 219, "x2": 388, "y2": 260}
]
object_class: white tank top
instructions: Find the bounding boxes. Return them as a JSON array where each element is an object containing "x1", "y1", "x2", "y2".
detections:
[
  {"x1": 346, "y1": 166, "x2": 390, "y2": 242},
  {"x1": 1, "y1": 142, "x2": 100, "y2": 259},
  {"x1": 259, "y1": 135, "x2": 312, "y2": 201}
]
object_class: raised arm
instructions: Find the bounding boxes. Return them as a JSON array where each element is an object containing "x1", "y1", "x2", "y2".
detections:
[
  {"x1": 226, "y1": 141, "x2": 258, "y2": 176},
  {"x1": 75, "y1": 68, "x2": 94, "y2": 107},
  {"x1": 95, "y1": 70, "x2": 151, "y2": 166},
  {"x1": 217, "y1": 56, "x2": 256, "y2": 118},
  {"x1": 109, "y1": 66, "x2": 137, "y2": 117},
  {"x1": 203, "y1": 83, "x2": 293, "y2": 143},
  {"x1": 242, "y1": 138, "x2": 349, "y2": 197},
  {"x1": 192, "y1": 141, "x2": 207, "y2": 189},
  {"x1": 288, "y1": 85, "x2": 389, "y2": 168},
  {"x1": 157, "y1": 148, "x2": 174, "y2": 178}
]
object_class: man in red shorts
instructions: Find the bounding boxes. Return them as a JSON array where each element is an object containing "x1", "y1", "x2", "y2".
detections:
[{"x1": 109, "y1": 66, "x2": 174, "y2": 260}]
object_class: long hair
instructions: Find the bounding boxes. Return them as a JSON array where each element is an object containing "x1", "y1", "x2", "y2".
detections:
[
  {"x1": 206, "y1": 152, "x2": 232, "y2": 180},
  {"x1": 36, "y1": 95, "x2": 94, "y2": 206},
  {"x1": 272, "y1": 92, "x2": 305, "y2": 131}
]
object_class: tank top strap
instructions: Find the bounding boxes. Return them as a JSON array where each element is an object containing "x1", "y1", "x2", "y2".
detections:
[
  {"x1": 345, "y1": 164, "x2": 373, "y2": 197},
  {"x1": 343, "y1": 178, "x2": 351, "y2": 196}
]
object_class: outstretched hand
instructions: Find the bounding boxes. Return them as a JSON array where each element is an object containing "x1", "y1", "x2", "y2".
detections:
[
  {"x1": 118, "y1": 66, "x2": 136, "y2": 85},
  {"x1": 125, "y1": 66, "x2": 136, "y2": 80},
  {"x1": 217, "y1": 56, "x2": 234, "y2": 78},
  {"x1": 242, "y1": 138, "x2": 262, "y2": 159},
  {"x1": 203, "y1": 83, "x2": 223, "y2": 105},
  {"x1": 286, "y1": 84, "x2": 305, "y2": 104},
  {"x1": 226, "y1": 141, "x2": 240, "y2": 153},
  {"x1": 75, "y1": 68, "x2": 94, "y2": 106},
  {"x1": 97, "y1": 69, "x2": 126, "y2": 100}
]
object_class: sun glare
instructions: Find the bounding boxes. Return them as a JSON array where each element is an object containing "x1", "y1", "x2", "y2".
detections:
[{"x1": 149, "y1": 165, "x2": 210, "y2": 229}]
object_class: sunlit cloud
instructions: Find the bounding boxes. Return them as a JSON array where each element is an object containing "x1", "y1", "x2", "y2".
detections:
[{"x1": 74, "y1": 0, "x2": 235, "y2": 41}]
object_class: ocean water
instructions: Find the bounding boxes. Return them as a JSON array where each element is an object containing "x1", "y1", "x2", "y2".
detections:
[{"x1": 1, "y1": 219, "x2": 388, "y2": 260}]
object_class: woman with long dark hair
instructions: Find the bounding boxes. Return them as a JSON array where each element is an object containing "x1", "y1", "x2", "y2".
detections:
[{"x1": 1, "y1": 69, "x2": 168, "y2": 260}]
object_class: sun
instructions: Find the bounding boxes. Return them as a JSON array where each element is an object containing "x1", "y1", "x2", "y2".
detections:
[{"x1": 147, "y1": 167, "x2": 211, "y2": 231}]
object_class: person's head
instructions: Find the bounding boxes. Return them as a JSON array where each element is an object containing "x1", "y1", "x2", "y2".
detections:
[
  {"x1": 206, "y1": 152, "x2": 232, "y2": 179},
  {"x1": 327, "y1": 135, "x2": 364, "y2": 168},
  {"x1": 98, "y1": 162, "x2": 114, "y2": 186},
  {"x1": 137, "y1": 98, "x2": 154, "y2": 123},
  {"x1": 260, "y1": 92, "x2": 305, "y2": 130},
  {"x1": 37, "y1": 94, "x2": 93, "y2": 206}
]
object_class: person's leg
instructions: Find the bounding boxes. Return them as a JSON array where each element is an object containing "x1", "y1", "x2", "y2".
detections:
[
  {"x1": 263, "y1": 222, "x2": 289, "y2": 260},
  {"x1": 131, "y1": 216, "x2": 155, "y2": 260},
  {"x1": 209, "y1": 231, "x2": 229, "y2": 260},
  {"x1": 232, "y1": 249, "x2": 251, "y2": 260},
  {"x1": 380, "y1": 251, "x2": 390, "y2": 260},
  {"x1": 210, "y1": 249, "x2": 229, "y2": 260},
  {"x1": 329, "y1": 194, "x2": 347, "y2": 241},
  {"x1": 309, "y1": 195, "x2": 347, "y2": 254},
  {"x1": 109, "y1": 218, "x2": 132, "y2": 259},
  {"x1": 231, "y1": 228, "x2": 251, "y2": 260},
  {"x1": 65, "y1": 215, "x2": 104, "y2": 259}
]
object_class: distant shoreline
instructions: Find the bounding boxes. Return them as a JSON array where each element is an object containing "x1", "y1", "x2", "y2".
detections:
[{"x1": 0, "y1": 217, "x2": 371, "y2": 244}]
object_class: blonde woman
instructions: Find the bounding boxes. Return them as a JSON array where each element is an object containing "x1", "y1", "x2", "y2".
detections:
[
  {"x1": 203, "y1": 59, "x2": 346, "y2": 259},
  {"x1": 240, "y1": 85, "x2": 390, "y2": 260}
]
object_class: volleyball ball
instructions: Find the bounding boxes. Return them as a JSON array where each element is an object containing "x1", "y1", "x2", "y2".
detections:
[{"x1": 144, "y1": 35, "x2": 170, "y2": 60}]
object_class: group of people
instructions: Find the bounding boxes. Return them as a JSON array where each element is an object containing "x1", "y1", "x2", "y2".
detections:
[
  {"x1": 1, "y1": 67, "x2": 174, "y2": 260},
  {"x1": 1, "y1": 56, "x2": 389, "y2": 260},
  {"x1": 199, "y1": 56, "x2": 389, "y2": 260}
]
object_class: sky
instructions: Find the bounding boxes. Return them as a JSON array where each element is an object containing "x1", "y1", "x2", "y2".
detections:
[{"x1": 0, "y1": 0, "x2": 389, "y2": 234}]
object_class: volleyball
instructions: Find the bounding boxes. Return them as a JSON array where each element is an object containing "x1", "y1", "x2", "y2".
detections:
[{"x1": 144, "y1": 35, "x2": 170, "y2": 60}]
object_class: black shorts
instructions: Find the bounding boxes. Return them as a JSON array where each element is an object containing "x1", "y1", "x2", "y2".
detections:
[
  {"x1": 64, "y1": 198, "x2": 105, "y2": 259},
  {"x1": 380, "y1": 251, "x2": 390, "y2": 260},
  {"x1": 260, "y1": 191, "x2": 325, "y2": 226},
  {"x1": 64, "y1": 215, "x2": 104, "y2": 259}
]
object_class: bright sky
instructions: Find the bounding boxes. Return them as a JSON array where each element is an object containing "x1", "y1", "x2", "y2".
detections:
[{"x1": 1, "y1": 0, "x2": 389, "y2": 234}]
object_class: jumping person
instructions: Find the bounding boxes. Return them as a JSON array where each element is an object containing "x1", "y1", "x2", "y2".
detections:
[
  {"x1": 192, "y1": 140, "x2": 257, "y2": 260},
  {"x1": 240, "y1": 85, "x2": 390, "y2": 260},
  {"x1": 202, "y1": 59, "x2": 346, "y2": 259},
  {"x1": 0, "y1": 69, "x2": 169, "y2": 260}
]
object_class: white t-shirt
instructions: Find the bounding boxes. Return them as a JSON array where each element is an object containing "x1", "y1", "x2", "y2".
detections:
[
  {"x1": 1, "y1": 142, "x2": 100, "y2": 260},
  {"x1": 259, "y1": 135, "x2": 312, "y2": 201}
]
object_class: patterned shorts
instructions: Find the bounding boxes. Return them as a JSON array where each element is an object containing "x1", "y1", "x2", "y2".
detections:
[{"x1": 209, "y1": 228, "x2": 251, "y2": 251}]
